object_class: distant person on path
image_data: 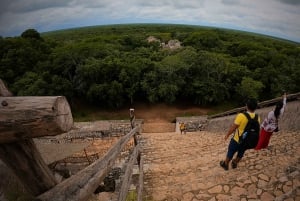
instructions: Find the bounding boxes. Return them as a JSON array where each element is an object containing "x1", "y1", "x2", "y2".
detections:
[
  {"x1": 220, "y1": 98, "x2": 259, "y2": 170},
  {"x1": 180, "y1": 122, "x2": 186, "y2": 134},
  {"x1": 130, "y1": 108, "x2": 135, "y2": 129},
  {"x1": 255, "y1": 93, "x2": 287, "y2": 150}
]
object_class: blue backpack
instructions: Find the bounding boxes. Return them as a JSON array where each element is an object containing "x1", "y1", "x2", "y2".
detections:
[{"x1": 239, "y1": 112, "x2": 260, "y2": 149}]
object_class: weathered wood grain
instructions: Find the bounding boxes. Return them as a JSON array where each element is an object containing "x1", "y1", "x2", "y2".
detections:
[
  {"x1": 0, "y1": 80, "x2": 59, "y2": 196},
  {"x1": 0, "y1": 79, "x2": 12, "y2": 96},
  {"x1": 118, "y1": 144, "x2": 140, "y2": 201},
  {"x1": 137, "y1": 155, "x2": 143, "y2": 201},
  {"x1": 0, "y1": 139, "x2": 57, "y2": 195},
  {"x1": 37, "y1": 126, "x2": 140, "y2": 201},
  {"x1": 0, "y1": 96, "x2": 73, "y2": 143},
  {"x1": 208, "y1": 92, "x2": 300, "y2": 119}
]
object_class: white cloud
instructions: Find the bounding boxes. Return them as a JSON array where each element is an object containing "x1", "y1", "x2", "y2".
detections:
[{"x1": 0, "y1": 0, "x2": 299, "y2": 42}]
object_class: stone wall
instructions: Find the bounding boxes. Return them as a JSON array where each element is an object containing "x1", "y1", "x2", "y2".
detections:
[
  {"x1": 206, "y1": 100, "x2": 300, "y2": 133},
  {"x1": 176, "y1": 116, "x2": 208, "y2": 133}
]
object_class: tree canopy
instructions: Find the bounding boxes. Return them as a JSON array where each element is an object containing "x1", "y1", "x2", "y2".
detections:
[{"x1": 1, "y1": 25, "x2": 299, "y2": 109}]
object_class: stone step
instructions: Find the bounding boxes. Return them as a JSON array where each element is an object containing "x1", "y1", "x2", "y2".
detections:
[{"x1": 141, "y1": 131, "x2": 300, "y2": 201}]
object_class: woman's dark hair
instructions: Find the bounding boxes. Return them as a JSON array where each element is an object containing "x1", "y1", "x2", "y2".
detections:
[{"x1": 274, "y1": 101, "x2": 284, "y2": 119}]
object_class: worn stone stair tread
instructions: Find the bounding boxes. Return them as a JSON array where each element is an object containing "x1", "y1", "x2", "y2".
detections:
[{"x1": 141, "y1": 131, "x2": 300, "y2": 200}]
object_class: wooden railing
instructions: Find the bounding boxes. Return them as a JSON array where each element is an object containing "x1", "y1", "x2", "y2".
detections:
[
  {"x1": 0, "y1": 79, "x2": 144, "y2": 201},
  {"x1": 208, "y1": 92, "x2": 300, "y2": 119},
  {"x1": 37, "y1": 126, "x2": 142, "y2": 201},
  {"x1": 0, "y1": 79, "x2": 72, "y2": 196}
]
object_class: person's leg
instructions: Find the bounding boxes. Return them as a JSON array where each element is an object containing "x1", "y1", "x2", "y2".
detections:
[
  {"x1": 255, "y1": 129, "x2": 267, "y2": 150},
  {"x1": 232, "y1": 158, "x2": 240, "y2": 169},
  {"x1": 232, "y1": 146, "x2": 246, "y2": 169},
  {"x1": 220, "y1": 139, "x2": 238, "y2": 170},
  {"x1": 262, "y1": 132, "x2": 273, "y2": 149}
]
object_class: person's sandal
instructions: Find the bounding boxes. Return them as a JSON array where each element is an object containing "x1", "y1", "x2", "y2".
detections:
[
  {"x1": 220, "y1": 161, "x2": 228, "y2": 170},
  {"x1": 232, "y1": 160, "x2": 237, "y2": 169}
]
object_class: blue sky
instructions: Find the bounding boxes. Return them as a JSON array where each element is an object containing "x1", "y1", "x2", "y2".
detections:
[{"x1": 0, "y1": 0, "x2": 300, "y2": 42}]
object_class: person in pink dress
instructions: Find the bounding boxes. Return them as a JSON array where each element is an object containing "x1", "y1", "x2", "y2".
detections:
[{"x1": 255, "y1": 93, "x2": 287, "y2": 150}]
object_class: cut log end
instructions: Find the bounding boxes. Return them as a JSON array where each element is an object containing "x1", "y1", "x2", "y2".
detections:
[{"x1": 54, "y1": 96, "x2": 73, "y2": 132}]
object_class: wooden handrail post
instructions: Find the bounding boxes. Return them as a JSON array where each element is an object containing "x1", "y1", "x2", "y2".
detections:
[
  {"x1": 0, "y1": 139, "x2": 57, "y2": 195},
  {"x1": 137, "y1": 155, "x2": 144, "y2": 201},
  {"x1": 37, "y1": 126, "x2": 140, "y2": 201},
  {"x1": 0, "y1": 78, "x2": 73, "y2": 196},
  {"x1": 130, "y1": 108, "x2": 135, "y2": 129}
]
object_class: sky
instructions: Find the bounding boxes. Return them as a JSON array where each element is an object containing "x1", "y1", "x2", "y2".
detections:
[{"x1": 0, "y1": 0, "x2": 300, "y2": 43}]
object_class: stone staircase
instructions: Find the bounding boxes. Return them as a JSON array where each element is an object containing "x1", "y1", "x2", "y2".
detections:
[{"x1": 140, "y1": 131, "x2": 300, "y2": 201}]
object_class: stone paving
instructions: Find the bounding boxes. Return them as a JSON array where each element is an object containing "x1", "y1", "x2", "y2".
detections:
[{"x1": 141, "y1": 131, "x2": 300, "y2": 201}]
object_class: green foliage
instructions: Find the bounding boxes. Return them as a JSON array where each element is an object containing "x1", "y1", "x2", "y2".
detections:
[
  {"x1": 237, "y1": 77, "x2": 264, "y2": 100},
  {"x1": 126, "y1": 190, "x2": 137, "y2": 201},
  {"x1": 1, "y1": 24, "x2": 299, "y2": 110},
  {"x1": 183, "y1": 31, "x2": 221, "y2": 50},
  {"x1": 21, "y1": 28, "x2": 42, "y2": 40}
]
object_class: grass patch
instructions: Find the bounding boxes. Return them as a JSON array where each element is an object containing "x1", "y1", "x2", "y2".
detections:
[
  {"x1": 126, "y1": 190, "x2": 137, "y2": 201},
  {"x1": 72, "y1": 110, "x2": 129, "y2": 122},
  {"x1": 71, "y1": 100, "x2": 233, "y2": 122},
  {"x1": 126, "y1": 190, "x2": 155, "y2": 201},
  {"x1": 206, "y1": 101, "x2": 238, "y2": 116},
  {"x1": 72, "y1": 105, "x2": 130, "y2": 122}
]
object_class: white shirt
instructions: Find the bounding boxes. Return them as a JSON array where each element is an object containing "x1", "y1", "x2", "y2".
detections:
[{"x1": 261, "y1": 97, "x2": 286, "y2": 132}]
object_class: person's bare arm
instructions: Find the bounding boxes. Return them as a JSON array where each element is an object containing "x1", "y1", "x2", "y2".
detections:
[
  {"x1": 281, "y1": 92, "x2": 287, "y2": 114},
  {"x1": 224, "y1": 123, "x2": 239, "y2": 140}
]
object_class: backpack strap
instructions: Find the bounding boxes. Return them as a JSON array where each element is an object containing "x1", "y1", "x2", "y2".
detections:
[
  {"x1": 243, "y1": 112, "x2": 258, "y2": 121},
  {"x1": 238, "y1": 112, "x2": 257, "y2": 142},
  {"x1": 243, "y1": 112, "x2": 251, "y2": 120}
]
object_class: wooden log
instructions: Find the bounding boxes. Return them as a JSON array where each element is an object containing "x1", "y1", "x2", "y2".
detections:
[
  {"x1": 137, "y1": 156, "x2": 144, "y2": 201},
  {"x1": 37, "y1": 126, "x2": 140, "y2": 201},
  {"x1": 0, "y1": 96, "x2": 73, "y2": 143},
  {"x1": 0, "y1": 139, "x2": 57, "y2": 195},
  {"x1": 118, "y1": 144, "x2": 140, "y2": 201},
  {"x1": 0, "y1": 79, "x2": 12, "y2": 96},
  {"x1": 208, "y1": 92, "x2": 300, "y2": 119},
  {"x1": 0, "y1": 82, "x2": 58, "y2": 196}
]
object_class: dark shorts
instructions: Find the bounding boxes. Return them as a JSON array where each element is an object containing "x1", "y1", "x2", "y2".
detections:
[{"x1": 226, "y1": 138, "x2": 246, "y2": 159}]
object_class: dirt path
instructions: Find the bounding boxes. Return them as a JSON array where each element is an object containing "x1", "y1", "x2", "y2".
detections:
[
  {"x1": 141, "y1": 131, "x2": 300, "y2": 201},
  {"x1": 134, "y1": 103, "x2": 211, "y2": 123},
  {"x1": 86, "y1": 103, "x2": 211, "y2": 123}
]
